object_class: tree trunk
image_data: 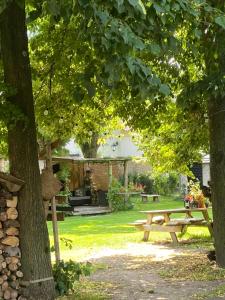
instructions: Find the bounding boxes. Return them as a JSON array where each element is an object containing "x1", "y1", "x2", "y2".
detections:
[
  {"x1": 80, "y1": 133, "x2": 99, "y2": 158},
  {"x1": 208, "y1": 96, "x2": 225, "y2": 267},
  {"x1": 0, "y1": 2, "x2": 55, "y2": 299}
]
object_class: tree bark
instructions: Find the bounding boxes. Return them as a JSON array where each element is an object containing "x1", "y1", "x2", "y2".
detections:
[
  {"x1": 80, "y1": 133, "x2": 99, "y2": 158},
  {"x1": 208, "y1": 96, "x2": 225, "y2": 267},
  {"x1": 0, "y1": 2, "x2": 55, "y2": 299}
]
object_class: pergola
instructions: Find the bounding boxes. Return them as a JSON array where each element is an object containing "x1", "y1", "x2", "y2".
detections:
[{"x1": 52, "y1": 156, "x2": 132, "y2": 196}]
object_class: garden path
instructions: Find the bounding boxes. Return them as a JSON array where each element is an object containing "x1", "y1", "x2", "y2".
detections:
[{"x1": 86, "y1": 243, "x2": 225, "y2": 300}]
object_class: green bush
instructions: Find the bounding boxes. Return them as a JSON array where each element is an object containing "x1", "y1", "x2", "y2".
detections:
[
  {"x1": 107, "y1": 178, "x2": 133, "y2": 211},
  {"x1": 53, "y1": 260, "x2": 92, "y2": 296},
  {"x1": 119, "y1": 173, "x2": 154, "y2": 194},
  {"x1": 135, "y1": 174, "x2": 154, "y2": 194},
  {"x1": 153, "y1": 173, "x2": 179, "y2": 195}
]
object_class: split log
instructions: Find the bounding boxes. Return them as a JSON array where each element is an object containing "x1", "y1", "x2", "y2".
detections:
[
  {"x1": 0, "y1": 212, "x2": 7, "y2": 222},
  {"x1": 8, "y1": 263, "x2": 18, "y2": 272},
  {"x1": 0, "y1": 229, "x2": 4, "y2": 239},
  {"x1": 0, "y1": 222, "x2": 2, "y2": 229},
  {"x1": 6, "y1": 196, "x2": 18, "y2": 208},
  {"x1": 10, "y1": 280, "x2": 19, "y2": 290},
  {"x1": 3, "y1": 288, "x2": 11, "y2": 299},
  {"x1": 11, "y1": 257, "x2": 19, "y2": 264},
  {"x1": 0, "y1": 254, "x2": 4, "y2": 263},
  {"x1": 16, "y1": 270, "x2": 23, "y2": 278},
  {"x1": 0, "y1": 244, "x2": 5, "y2": 251},
  {"x1": 5, "y1": 257, "x2": 11, "y2": 264},
  {"x1": 2, "y1": 275, "x2": 7, "y2": 281},
  {"x1": 0, "y1": 276, "x2": 4, "y2": 284},
  {"x1": 1, "y1": 261, "x2": 7, "y2": 268},
  {"x1": 2, "y1": 281, "x2": 9, "y2": 291},
  {"x1": 5, "y1": 227, "x2": 19, "y2": 236},
  {"x1": 2, "y1": 269, "x2": 10, "y2": 276},
  {"x1": 4, "y1": 246, "x2": 21, "y2": 257},
  {"x1": 2, "y1": 236, "x2": 19, "y2": 247},
  {"x1": 9, "y1": 275, "x2": 17, "y2": 281},
  {"x1": 4, "y1": 220, "x2": 20, "y2": 228},
  {"x1": 0, "y1": 198, "x2": 6, "y2": 208},
  {"x1": 6, "y1": 208, "x2": 18, "y2": 220},
  {"x1": 10, "y1": 289, "x2": 18, "y2": 298}
]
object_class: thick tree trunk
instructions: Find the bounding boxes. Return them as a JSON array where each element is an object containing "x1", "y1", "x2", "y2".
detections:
[
  {"x1": 81, "y1": 133, "x2": 99, "y2": 158},
  {"x1": 208, "y1": 96, "x2": 225, "y2": 267},
  {"x1": 0, "y1": 2, "x2": 55, "y2": 299}
]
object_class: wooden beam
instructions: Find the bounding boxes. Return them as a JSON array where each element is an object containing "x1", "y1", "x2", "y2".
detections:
[
  {"x1": 51, "y1": 197, "x2": 60, "y2": 262},
  {"x1": 108, "y1": 162, "x2": 113, "y2": 210},
  {"x1": 46, "y1": 143, "x2": 61, "y2": 263},
  {"x1": 124, "y1": 161, "x2": 129, "y2": 203},
  {"x1": 108, "y1": 162, "x2": 113, "y2": 187}
]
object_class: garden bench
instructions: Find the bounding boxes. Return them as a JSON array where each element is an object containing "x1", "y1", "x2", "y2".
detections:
[{"x1": 141, "y1": 194, "x2": 160, "y2": 203}]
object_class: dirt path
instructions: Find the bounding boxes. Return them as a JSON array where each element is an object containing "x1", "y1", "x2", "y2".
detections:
[{"x1": 86, "y1": 244, "x2": 225, "y2": 300}]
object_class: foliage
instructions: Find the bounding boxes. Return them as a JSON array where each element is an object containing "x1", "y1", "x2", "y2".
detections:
[
  {"x1": 53, "y1": 260, "x2": 92, "y2": 296},
  {"x1": 153, "y1": 173, "x2": 179, "y2": 195},
  {"x1": 107, "y1": 178, "x2": 133, "y2": 211},
  {"x1": 133, "y1": 173, "x2": 154, "y2": 194},
  {"x1": 185, "y1": 180, "x2": 208, "y2": 208},
  {"x1": 135, "y1": 104, "x2": 208, "y2": 175}
]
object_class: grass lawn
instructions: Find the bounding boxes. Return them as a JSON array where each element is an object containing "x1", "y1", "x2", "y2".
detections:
[{"x1": 48, "y1": 195, "x2": 213, "y2": 261}]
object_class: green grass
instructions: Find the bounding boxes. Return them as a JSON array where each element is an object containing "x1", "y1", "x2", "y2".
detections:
[{"x1": 48, "y1": 195, "x2": 213, "y2": 261}]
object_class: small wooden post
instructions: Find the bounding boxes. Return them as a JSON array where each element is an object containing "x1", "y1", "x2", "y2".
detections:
[
  {"x1": 124, "y1": 160, "x2": 128, "y2": 203},
  {"x1": 46, "y1": 143, "x2": 60, "y2": 263},
  {"x1": 108, "y1": 161, "x2": 113, "y2": 210},
  {"x1": 51, "y1": 196, "x2": 60, "y2": 262},
  {"x1": 108, "y1": 161, "x2": 113, "y2": 187}
]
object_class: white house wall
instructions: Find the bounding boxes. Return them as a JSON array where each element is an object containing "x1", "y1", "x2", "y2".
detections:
[{"x1": 98, "y1": 136, "x2": 143, "y2": 158}]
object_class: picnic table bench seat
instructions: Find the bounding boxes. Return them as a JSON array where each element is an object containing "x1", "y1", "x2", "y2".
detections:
[{"x1": 129, "y1": 217, "x2": 208, "y2": 235}]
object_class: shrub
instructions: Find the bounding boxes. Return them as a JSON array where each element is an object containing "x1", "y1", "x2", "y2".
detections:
[
  {"x1": 153, "y1": 172, "x2": 179, "y2": 195},
  {"x1": 53, "y1": 260, "x2": 92, "y2": 296},
  {"x1": 119, "y1": 173, "x2": 154, "y2": 194},
  {"x1": 135, "y1": 174, "x2": 154, "y2": 194},
  {"x1": 107, "y1": 178, "x2": 133, "y2": 211}
]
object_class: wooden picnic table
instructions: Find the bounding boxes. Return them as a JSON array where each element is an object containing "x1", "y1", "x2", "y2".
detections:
[{"x1": 131, "y1": 208, "x2": 213, "y2": 245}]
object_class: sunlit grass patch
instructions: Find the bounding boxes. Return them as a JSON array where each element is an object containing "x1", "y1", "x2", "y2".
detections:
[{"x1": 48, "y1": 195, "x2": 213, "y2": 261}]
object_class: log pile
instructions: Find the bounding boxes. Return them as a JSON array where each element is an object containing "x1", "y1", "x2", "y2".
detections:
[{"x1": 0, "y1": 189, "x2": 24, "y2": 300}]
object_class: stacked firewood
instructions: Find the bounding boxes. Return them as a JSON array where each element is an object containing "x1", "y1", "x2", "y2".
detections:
[{"x1": 0, "y1": 190, "x2": 24, "y2": 300}]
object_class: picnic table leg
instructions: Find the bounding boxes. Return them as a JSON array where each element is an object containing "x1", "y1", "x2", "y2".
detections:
[
  {"x1": 163, "y1": 213, "x2": 179, "y2": 245},
  {"x1": 143, "y1": 231, "x2": 150, "y2": 241},
  {"x1": 143, "y1": 215, "x2": 153, "y2": 241},
  {"x1": 169, "y1": 232, "x2": 179, "y2": 245},
  {"x1": 202, "y1": 210, "x2": 214, "y2": 238}
]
